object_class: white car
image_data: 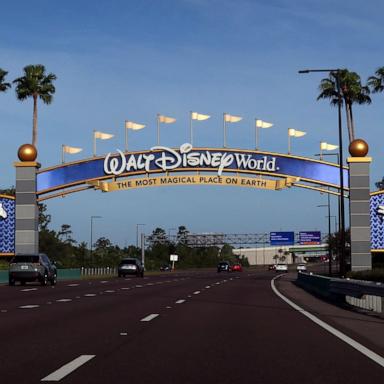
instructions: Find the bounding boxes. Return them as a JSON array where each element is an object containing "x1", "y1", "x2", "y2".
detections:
[
  {"x1": 296, "y1": 263, "x2": 307, "y2": 272},
  {"x1": 275, "y1": 264, "x2": 288, "y2": 273}
]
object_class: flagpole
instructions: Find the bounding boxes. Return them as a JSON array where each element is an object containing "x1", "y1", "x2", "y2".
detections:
[
  {"x1": 125, "y1": 121, "x2": 128, "y2": 152},
  {"x1": 255, "y1": 119, "x2": 259, "y2": 150},
  {"x1": 93, "y1": 130, "x2": 96, "y2": 157},
  {"x1": 288, "y1": 129, "x2": 291, "y2": 155},
  {"x1": 190, "y1": 111, "x2": 193, "y2": 145},
  {"x1": 223, "y1": 113, "x2": 226, "y2": 148},
  {"x1": 157, "y1": 114, "x2": 160, "y2": 145},
  {"x1": 62, "y1": 145, "x2": 65, "y2": 164}
]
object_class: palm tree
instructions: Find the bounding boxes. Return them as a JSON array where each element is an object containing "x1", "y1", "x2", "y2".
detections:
[
  {"x1": 0, "y1": 68, "x2": 11, "y2": 93},
  {"x1": 317, "y1": 69, "x2": 371, "y2": 143},
  {"x1": 13, "y1": 65, "x2": 57, "y2": 147},
  {"x1": 368, "y1": 67, "x2": 384, "y2": 94}
]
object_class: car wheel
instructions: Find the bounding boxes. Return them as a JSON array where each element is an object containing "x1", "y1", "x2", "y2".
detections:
[
  {"x1": 40, "y1": 272, "x2": 48, "y2": 286},
  {"x1": 9, "y1": 277, "x2": 15, "y2": 286},
  {"x1": 50, "y1": 274, "x2": 57, "y2": 286}
]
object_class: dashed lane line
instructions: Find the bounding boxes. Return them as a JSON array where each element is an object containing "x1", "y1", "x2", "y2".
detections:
[
  {"x1": 193, "y1": 291, "x2": 200, "y2": 295},
  {"x1": 19, "y1": 305, "x2": 40, "y2": 309},
  {"x1": 67, "y1": 284, "x2": 79, "y2": 287},
  {"x1": 141, "y1": 314, "x2": 159, "y2": 322},
  {"x1": 271, "y1": 275, "x2": 384, "y2": 368},
  {"x1": 175, "y1": 299, "x2": 186, "y2": 304},
  {"x1": 41, "y1": 355, "x2": 96, "y2": 382},
  {"x1": 20, "y1": 288, "x2": 38, "y2": 292},
  {"x1": 56, "y1": 299, "x2": 72, "y2": 303},
  {"x1": 84, "y1": 294, "x2": 96, "y2": 297}
]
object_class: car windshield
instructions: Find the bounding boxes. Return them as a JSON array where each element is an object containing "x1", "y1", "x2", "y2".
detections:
[
  {"x1": 121, "y1": 260, "x2": 136, "y2": 265},
  {"x1": 12, "y1": 255, "x2": 39, "y2": 263}
]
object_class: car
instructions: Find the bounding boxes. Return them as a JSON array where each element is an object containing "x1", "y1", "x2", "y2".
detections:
[
  {"x1": 268, "y1": 264, "x2": 276, "y2": 271},
  {"x1": 232, "y1": 263, "x2": 243, "y2": 272},
  {"x1": 9, "y1": 254, "x2": 57, "y2": 286},
  {"x1": 118, "y1": 258, "x2": 144, "y2": 277},
  {"x1": 160, "y1": 264, "x2": 172, "y2": 272},
  {"x1": 296, "y1": 263, "x2": 307, "y2": 272},
  {"x1": 275, "y1": 264, "x2": 288, "y2": 273},
  {"x1": 217, "y1": 261, "x2": 232, "y2": 273}
]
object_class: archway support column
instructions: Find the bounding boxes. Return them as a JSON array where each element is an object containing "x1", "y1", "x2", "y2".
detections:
[
  {"x1": 14, "y1": 161, "x2": 40, "y2": 254},
  {"x1": 347, "y1": 157, "x2": 372, "y2": 271}
]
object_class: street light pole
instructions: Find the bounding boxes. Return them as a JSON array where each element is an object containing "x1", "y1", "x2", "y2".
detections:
[
  {"x1": 318, "y1": 198, "x2": 332, "y2": 276},
  {"x1": 299, "y1": 69, "x2": 346, "y2": 277},
  {"x1": 90, "y1": 216, "x2": 102, "y2": 264}
]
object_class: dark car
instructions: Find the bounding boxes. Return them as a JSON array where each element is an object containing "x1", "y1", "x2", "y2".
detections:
[
  {"x1": 160, "y1": 264, "x2": 172, "y2": 272},
  {"x1": 217, "y1": 261, "x2": 232, "y2": 273},
  {"x1": 118, "y1": 258, "x2": 144, "y2": 277},
  {"x1": 9, "y1": 254, "x2": 57, "y2": 286}
]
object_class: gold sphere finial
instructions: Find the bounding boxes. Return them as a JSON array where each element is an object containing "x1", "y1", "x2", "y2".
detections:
[
  {"x1": 18, "y1": 144, "x2": 38, "y2": 162},
  {"x1": 349, "y1": 139, "x2": 369, "y2": 157}
]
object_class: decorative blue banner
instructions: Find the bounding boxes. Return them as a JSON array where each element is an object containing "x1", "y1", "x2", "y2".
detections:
[
  {"x1": 37, "y1": 144, "x2": 348, "y2": 195},
  {"x1": 0, "y1": 196, "x2": 15, "y2": 254},
  {"x1": 270, "y1": 232, "x2": 295, "y2": 246},
  {"x1": 371, "y1": 193, "x2": 384, "y2": 250},
  {"x1": 299, "y1": 231, "x2": 321, "y2": 245}
]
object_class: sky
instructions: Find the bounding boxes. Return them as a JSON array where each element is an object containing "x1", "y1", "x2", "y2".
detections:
[{"x1": 0, "y1": 0, "x2": 383, "y2": 247}]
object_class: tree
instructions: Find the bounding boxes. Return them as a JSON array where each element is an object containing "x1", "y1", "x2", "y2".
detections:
[
  {"x1": 177, "y1": 225, "x2": 190, "y2": 245},
  {"x1": 376, "y1": 177, "x2": 384, "y2": 190},
  {"x1": 0, "y1": 69, "x2": 11, "y2": 93},
  {"x1": 317, "y1": 69, "x2": 371, "y2": 143},
  {"x1": 58, "y1": 224, "x2": 76, "y2": 244},
  {"x1": 13, "y1": 65, "x2": 57, "y2": 148},
  {"x1": 368, "y1": 67, "x2": 384, "y2": 94}
]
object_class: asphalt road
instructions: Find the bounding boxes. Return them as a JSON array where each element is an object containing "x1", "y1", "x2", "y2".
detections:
[{"x1": 0, "y1": 270, "x2": 383, "y2": 383}]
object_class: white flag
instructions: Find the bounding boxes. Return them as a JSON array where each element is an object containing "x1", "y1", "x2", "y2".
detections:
[
  {"x1": 94, "y1": 131, "x2": 114, "y2": 140},
  {"x1": 320, "y1": 142, "x2": 338, "y2": 151},
  {"x1": 63, "y1": 145, "x2": 82, "y2": 154},
  {"x1": 191, "y1": 112, "x2": 210, "y2": 121},
  {"x1": 158, "y1": 115, "x2": 176, "y2": 124},
  {"x1": 224, "y1": 113, "x2": 242, "y2": 123},
  {"x1": 125, "y1": 121, "x2": 146, "y2": 130},
  {"x1": 256, "y1": 119, "x2": 273, "y2": 128},
  {"x1": 288, "y1": 128, "x2": 306, "y2": 138}
]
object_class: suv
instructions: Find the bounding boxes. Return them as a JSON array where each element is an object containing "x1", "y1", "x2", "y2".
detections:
[
  {"x1": 9, "y1": 254, "x2": 57, "y2": 286},
  {"x1": 118, "y1": 258, "x2": 144, "y2": 277},
  {"x1": 217, "y1": 261, "x2": 232, "y2": 273}
]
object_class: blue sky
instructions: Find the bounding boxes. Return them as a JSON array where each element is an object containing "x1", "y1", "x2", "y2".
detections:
[{"x1": 1, "y1": 0, "x2": 383, "y2": 246}]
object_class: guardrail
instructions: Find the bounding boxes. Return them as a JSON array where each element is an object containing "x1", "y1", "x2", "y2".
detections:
[{"x1": 296, "y1": 272, "x2": 384, "y2": 316}]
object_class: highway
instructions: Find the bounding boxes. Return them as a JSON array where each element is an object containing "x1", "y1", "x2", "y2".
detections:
[{"x1": 0, "y1": 270, "x2": 383, "y2": 383}]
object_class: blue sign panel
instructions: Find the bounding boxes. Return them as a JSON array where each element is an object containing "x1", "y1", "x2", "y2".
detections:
[
  {"x1": 371, "y1": 193, "x2": 384, "y2": 250},
  {"x1": 0, "y1": 196, "x2": 15, "y2": 254},
  {"x1": 37, "y1": 144, "x2": 348, "y2": 195},
  {"x1": 270, "y1": 232, "x2": 295, "y2": 246},
  {"x1": 299, "y1": 231, "x2": 321, "y2": 245}
]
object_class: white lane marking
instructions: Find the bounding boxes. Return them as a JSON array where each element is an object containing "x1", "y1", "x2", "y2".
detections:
[
  {"x1": 56, "y1": 299, "x2": 72, "y2": 303},
  {"x1": 141, "y1": 314, "x2": 159, "y2": 322},
  {"x1": 67, "y1": 284, "x2": 79, "y2": 287},
  {"x1": 166, "y1": 306, "x2": 172, "y2": 309},
  {"x1": 41, "y1": 355, "x2": 95, "y2": 382},
  {"x1": 47, "y1": 302, "x2": 52, "y2": 305},
  {"x1": 104, "y1": 290, "x2": 115, "y2": 293},
  {"x1": 121, "y1": 287, "x2": 130, "y2": 290},
  {"x1": 136, "y1": 285, "x2": 143, "y2": 288},
  {"x1": 193, "y1": 291, "x2": 200, "y2": 295},
  {"x1": 19, "y1": 305, "x2": 39, "y2": 309},
  {"x1": 147, "y1": 283, "x2": 154, "y2": 286},
  {"x1": 100, "y1": 281, "x2": 108, "y2": 284},
  {"x1": 271, "y1": 276, "x2": 384, "y2": 368},
  {"x1": 175, "y1": 299, "x2": 185, "y2": 304},
  {"x1": 1, "y1": 309, "x2": 8, "y2": 313},
  {"x1": 84, "y1": 294, "x2": 96, "y2": 297},
  {"x1": 120, "y1": 332, "x2": 127, "y2": 336},
  {"x1": 205, "y1": 286, "x2": 211, "y2": 289},
  {"x1": 21, "y1": 288, "x2": 37, "y2": 292},
  {"x1": 124, "y1": 278, "x2": 131, "y2": 281},
  {"x1": 187, "y1": 295, "x2": 192, "y2": 298}
]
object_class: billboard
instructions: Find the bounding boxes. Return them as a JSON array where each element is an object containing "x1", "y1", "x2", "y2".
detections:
[
  {"x1": 299, "y1": 231, "x2": 321, "y2": 245},
  {"x1": 0, "y1": 196, "x2": 15, "y2": 254},
  {"x1": 270, "y1": 232, "x2": 295, "y2": 246}
]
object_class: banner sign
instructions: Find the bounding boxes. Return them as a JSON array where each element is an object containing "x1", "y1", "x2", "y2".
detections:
[
  {"x1": 371, "y1": 192, "x2": 384, "y2": 250},
  {"x1": 37, "y1": 143, "x2": 348, "y2": 195},
  {"x1": 0, "y1": 195, "x2": 15, "y2": 254},
  {"x1": 89, "y1": 175, "x2": 298, "y2": 192},
  {"x1": 299, "y1": 231, "x2": 321, "y2": 245},
  {"x1": 270, "y1": 232, "x2": 295, "y2": 246}
]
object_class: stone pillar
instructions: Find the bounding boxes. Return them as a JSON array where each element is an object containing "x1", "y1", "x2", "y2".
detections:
[
  {"x1": 14, "y1": 144, "x2": 40, "y2": 255},
  {"x1": 347, "y1": 155, "x2": 372, "y2": 271}
]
